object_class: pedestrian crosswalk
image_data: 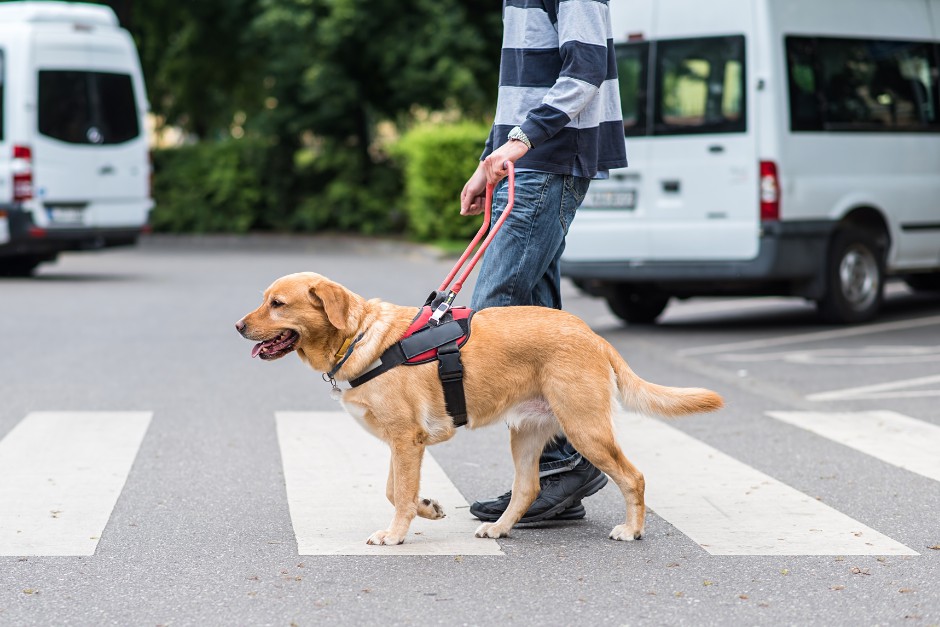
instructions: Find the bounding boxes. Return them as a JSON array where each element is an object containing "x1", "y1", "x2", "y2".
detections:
[{"x1": 0, "y1": 409, "x2": 933, "y2": 557}]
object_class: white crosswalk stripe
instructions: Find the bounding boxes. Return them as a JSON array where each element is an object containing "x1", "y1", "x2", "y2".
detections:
[
  {"x1": 275, "y1": 411, "x2": 503, "y2": 556},
  {"x1": 612, "y1": 411, "x2": 918, "y2": 556},
  {"x1": 766, "y1": 410, "x2": 940, "y2": 483},
  {"x1": 0, "y1": 412, "x2": 152, "y2": 556}
]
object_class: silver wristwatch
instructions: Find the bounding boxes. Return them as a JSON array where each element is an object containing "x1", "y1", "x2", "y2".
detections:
[{"x1": 508, "y1": 126, "x2": 532, "y2": 149}]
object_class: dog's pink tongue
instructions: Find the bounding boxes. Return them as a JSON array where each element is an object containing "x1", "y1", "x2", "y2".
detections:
[{"x1": 251, "y1": 342, "x2": 264, "y2": 358}]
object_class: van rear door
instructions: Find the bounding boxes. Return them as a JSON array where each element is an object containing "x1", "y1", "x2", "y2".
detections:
[
  {"x1": 31, "y1": 30, "x2": 149, "y2": 229},
  {"x1": 645, "y1": 31, "x2": 758, "y2": 260}
]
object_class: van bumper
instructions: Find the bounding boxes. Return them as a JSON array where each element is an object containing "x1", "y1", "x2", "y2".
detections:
[
  {"x1": 561, "y1": 220, "x2": 837, "y2": 299},
  {"x1": 0, "y1": 206, "x2": 144, "y2": 259}
]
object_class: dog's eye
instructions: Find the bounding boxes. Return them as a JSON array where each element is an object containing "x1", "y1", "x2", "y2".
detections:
[{"x1": 271, "y1": 299, "x2": 284, "y2": 308}]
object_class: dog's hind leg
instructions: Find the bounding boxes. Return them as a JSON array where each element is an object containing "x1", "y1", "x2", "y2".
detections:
[
  {"x1": 547, "y1": 384, "x2": 646, "y2": 542},
  {"x1": 475, "y1": 410, "x2": 558, "y2": 539},
  {"x1": 385, "y1": 458, "x2": 445, "y2": 521}
]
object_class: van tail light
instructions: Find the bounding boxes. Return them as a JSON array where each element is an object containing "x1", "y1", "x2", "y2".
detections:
[
  {"x1": 147, "y1": 149, "x2": 154, "y2": 199},
  {"x1": 759, "y1": 160, "x2": 780, "y2": 221},
  {"x1": 12, "y1": 145, "x2": 34, "y2": 202}
]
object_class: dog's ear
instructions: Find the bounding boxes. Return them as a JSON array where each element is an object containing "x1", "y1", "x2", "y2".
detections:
[{"x1": 308, "y1": 281, "x2": 350, "y2": 330}]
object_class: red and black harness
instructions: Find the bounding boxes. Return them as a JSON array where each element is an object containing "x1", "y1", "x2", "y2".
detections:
[
  {"x1": 346, "y1": 303, "x2": 474, "y2": 427},
  {"x1": 327, "y1": 163, "x2": 516, "y2": 429}
]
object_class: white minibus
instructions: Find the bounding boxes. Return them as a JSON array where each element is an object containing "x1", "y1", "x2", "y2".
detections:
[
  {"x1": 561, "y1": 0, "x2": 940, "y2": 323},
  {"x1": 0, "y1": 2, "x2": 152, "y2": 276}
]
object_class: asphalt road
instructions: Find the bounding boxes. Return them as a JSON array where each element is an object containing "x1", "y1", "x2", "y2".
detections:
[{"x1": 1, "y1": 235, "x2": 938, "y2": 626}]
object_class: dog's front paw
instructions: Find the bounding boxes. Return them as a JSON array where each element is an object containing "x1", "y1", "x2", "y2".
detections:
[
  {"x1": 366, "y1": 530, "x2": 405, "y2": 546},
  {"x1": 474, "y1": 522, "x2": 509, "y2": 539},
  {"x1": 417, "y1": 498, "x2": 445, "y2": 520},
  {"x1": 609, "y1": 524, "x2": 643, "y2": 542}
]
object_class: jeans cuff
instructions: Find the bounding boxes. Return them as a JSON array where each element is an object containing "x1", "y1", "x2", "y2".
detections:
[{"x1": 537, "y1": 453, "x2": 582, "y2": 478}]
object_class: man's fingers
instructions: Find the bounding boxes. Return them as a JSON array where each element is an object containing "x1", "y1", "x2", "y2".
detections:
[
  {"x1": 461, "y1": 194, "x2": 486, "y2": 216},
  {"x1": 482, "y1": 160, "x2": 502, "y2": 186}
]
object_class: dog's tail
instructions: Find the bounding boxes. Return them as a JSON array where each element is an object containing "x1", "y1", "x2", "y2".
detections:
[{"x1": 606, "y1": 343, "x2": 723, "y2": 418}]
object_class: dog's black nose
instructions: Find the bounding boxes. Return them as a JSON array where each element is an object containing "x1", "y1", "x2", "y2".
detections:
[{"x1": 235, "y1": 319, "x2": 246, "y2": 334}]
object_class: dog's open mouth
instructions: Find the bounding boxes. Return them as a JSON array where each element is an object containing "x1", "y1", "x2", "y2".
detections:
[{"x1": 251, "y1": 330, "x2": 299, "y2": 360}]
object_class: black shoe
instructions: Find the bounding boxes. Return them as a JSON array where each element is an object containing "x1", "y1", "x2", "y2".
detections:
[
  {"x1": 470, "y1": 494, "x2": 587, "y2": 523},
  {"x1": 470, "y1": 459, "x2": 607, "y2": 523}
]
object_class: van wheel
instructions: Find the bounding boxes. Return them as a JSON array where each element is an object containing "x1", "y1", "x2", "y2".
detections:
[
  {"x1": 606, "y1": 291, "x2": 670, "y2": 325},
  {"x1": 904, "y1": 273, "x2": 940, "y2": 292},
  {"x1": 0, "y1": 256, "x2": 43, "y2": 277},
  {"x1": 816, "y1": 227, "x2": 884, "y2": 324}
]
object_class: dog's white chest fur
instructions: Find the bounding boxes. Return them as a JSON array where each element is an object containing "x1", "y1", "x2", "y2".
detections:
[{"x1": 341, "y1": 399, "x2": 384, "y2": 439}]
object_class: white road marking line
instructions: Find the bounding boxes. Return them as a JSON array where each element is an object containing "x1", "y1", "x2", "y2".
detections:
[
  {"x1": 767, "y1": 410, "x2": 940, "y2": 483},
  {"x1": 275, "y1": 412, "x2": 503, "y2": 556},
  {"x1": 677, "y1": 314, "x2": 940, "y2": 357},
  {"x1": 0, "y1": 412, "x2": 152, "y2": 556},
  {"x1": 613, "y1": 411, "x2": 918, "y2": 556},
  {"x1": 717, "y1": 345, "x2": 940, "y2": 365},
  {"x1": 806, "y1": 374, "x2": 940, "y2": 402}
]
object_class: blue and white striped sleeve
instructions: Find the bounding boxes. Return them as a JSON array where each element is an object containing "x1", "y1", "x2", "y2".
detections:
[{"x1": 520, "y1": 0, "x2": 613, "y2": 148}]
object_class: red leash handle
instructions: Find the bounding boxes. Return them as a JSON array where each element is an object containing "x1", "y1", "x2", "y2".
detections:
[{"x1": 438, "y1": 162, "x2": 516, "y2": 295}]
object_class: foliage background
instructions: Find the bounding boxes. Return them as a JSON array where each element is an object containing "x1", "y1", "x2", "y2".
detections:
[{"x1": 92, "y1": 0, "x2": 503, "y2": 239}]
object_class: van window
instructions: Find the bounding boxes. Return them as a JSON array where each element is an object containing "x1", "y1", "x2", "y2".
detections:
[
  {"x1": 38, "y1": 71, "x2": 140, "y2": 145},
  {"x1": 787, "y1": 36, "x2": 940, "y2": 132},
  {"x1": 617, "y1": 42, "x2": 648, "y2": 137},
  {"x1": 0, "y1": 50, "x2": 4, "y2": 141},
  {"x1": 653, "y1": 36, "x2": 746, "y2": 135}
]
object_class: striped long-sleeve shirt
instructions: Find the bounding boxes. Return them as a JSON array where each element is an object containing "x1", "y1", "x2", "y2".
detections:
[{"x1": 482, "y1": 0, "x2": 628, "y2": 178}]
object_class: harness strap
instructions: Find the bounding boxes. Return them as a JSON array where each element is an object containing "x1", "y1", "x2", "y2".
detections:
[
  {"x1": 347, "y1": 315, "x2": 472, "y2": 428},
  {"x1": 436, "y1": 339, "x2": 467, "y2": 427},
  {"x1": 348, "y1": 343, "x2": 407, "y2": 387}
]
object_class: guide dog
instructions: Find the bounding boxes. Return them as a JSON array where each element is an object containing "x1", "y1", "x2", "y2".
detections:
[{"x1": 236, "y1": 272, "x2": 723, "y2": 546}]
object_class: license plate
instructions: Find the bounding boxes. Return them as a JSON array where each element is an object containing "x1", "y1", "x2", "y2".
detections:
[
  {"x1": 0, "y1": 215, "x2": 9, "y2": 244},
  {"x1": 48, "y1": 207, "x2": 85, "y2": 224},
  {"x1": 582, "y1": 189, "x2": 637, "y2": 210}
]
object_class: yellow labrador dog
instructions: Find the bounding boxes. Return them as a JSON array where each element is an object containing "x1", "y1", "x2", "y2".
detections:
[{"x1": 237, "y1": 272, "x2": 723, "y2": 546}]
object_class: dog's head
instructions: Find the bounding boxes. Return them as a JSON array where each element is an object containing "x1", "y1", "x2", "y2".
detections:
[{"x1": 235, "y1": 272, "x2": 357, "y2": 370}]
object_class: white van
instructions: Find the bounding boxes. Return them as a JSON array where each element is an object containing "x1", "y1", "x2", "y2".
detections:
[
  {"x1": 0, "y1": 2, "x2": 151, "y2": 276},
  {"x1": 561, "y1": 0, "x2": 940, "y2": 324}
]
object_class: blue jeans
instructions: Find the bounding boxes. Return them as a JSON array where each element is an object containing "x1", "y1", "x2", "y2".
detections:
[{"x1": 470, "y1": 171, "x2": 591, "y2": 477}]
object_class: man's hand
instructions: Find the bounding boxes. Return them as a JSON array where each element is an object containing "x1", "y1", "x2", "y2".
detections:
[
  {"x1": 482, "y1": 139, "x2": 529, "y2": 186},
  {"x1": 460, "y1": 139, "x2": 529, "y2": 216},
  {"x1": 460, "y1": 162, "x2": 488, "y2": 216}
]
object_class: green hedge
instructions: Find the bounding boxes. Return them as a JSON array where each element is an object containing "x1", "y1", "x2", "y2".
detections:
[
  {"x1": 150, "y1": 121, "x2": 491, "y2": 238},
  {"x1": 394, "y1": 122, "x2": 490, "y2": 242},
  {"x1": 290, "y1": 143, "x2": 404, "y2": 236},
  {"x1": 151, "y1": 137, "x2": 401, "y2": 235},
  {"x1": 150, "y1": 139, "x2": 269, "y2": 233}
]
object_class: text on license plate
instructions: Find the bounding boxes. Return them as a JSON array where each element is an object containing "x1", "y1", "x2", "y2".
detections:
[
  {"x1": 582, "y1": 189, "x2": 637, "y2": 210},
  {"x1": 48, "y1": 207, "x2": 86, "y2": 224}
]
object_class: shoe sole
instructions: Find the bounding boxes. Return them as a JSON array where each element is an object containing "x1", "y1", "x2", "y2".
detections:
[
  {"x1": 471, "y1": 473, "x2": 608, "y2": 523},
  {"x1": 537, "y1": 503, "x2": 585, "y2": 522}
]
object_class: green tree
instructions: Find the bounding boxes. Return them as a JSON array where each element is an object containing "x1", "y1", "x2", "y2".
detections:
[
  {"x1": 246, "y1": 0, "x2": 501, "y2": 232},
  {"x1": 117, "y1": 0, "x2": 504, "y2": 233}
]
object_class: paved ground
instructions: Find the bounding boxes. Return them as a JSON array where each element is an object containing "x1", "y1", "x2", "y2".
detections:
[{"x1": 1, "y1": 235, "x2": 938, "y2": 626}]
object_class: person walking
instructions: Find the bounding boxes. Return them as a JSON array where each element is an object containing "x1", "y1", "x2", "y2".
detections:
[{"x1": 460, "y1": 0, "x2": 628, "y2": 523}]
